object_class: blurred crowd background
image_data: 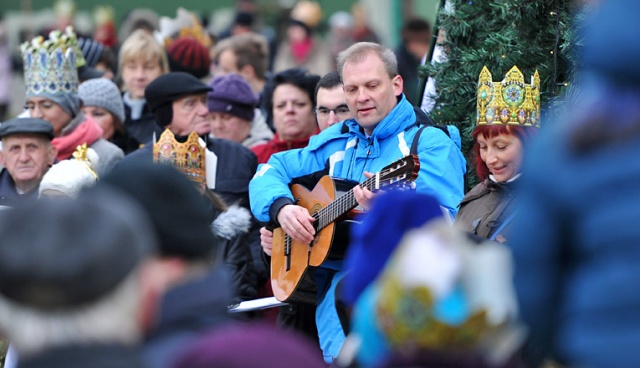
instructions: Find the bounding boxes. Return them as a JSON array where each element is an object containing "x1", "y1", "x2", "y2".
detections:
[{"x1": 0, "y1": 0, "x2": 439, "y2": 121}]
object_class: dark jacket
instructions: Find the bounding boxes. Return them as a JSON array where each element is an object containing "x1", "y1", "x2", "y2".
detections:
[
  {"x1": 455, "y1": 178, "x2": 519, "y2": 241},
  {"x1": 143, "y1": 267, "x2": 233, "y2": 368},
  {"x1": 123, "y1": 102, "x2": 163, "y2": 149},
  {"x1": 210, "y1": 204, "x2": 258, "y2": 303},
  {"x1": 395, "y1": 43, "x2": 422, "y2": 105},
  {"x1": 19, "y1": 344, "x2": 145, "y2": 368},
  {"x1": 0, "y1": 168, "x2": 38, "y2": 207},
  {"x1": 123, "y1": 136, "x2": 258, "y2": 208},
  {"x1": 121, "y1": 136, "x2": 260, "y2": 305}
]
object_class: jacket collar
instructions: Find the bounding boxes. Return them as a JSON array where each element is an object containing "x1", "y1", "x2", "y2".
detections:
[{"x1": 343, "y1": 94, "x2": 415, "y2": 140}]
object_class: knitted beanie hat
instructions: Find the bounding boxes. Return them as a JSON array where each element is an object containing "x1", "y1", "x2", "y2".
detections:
[
  {"x1": 79, "y1": 78, "x2": 126, "y2": 124},
  {"x1": 167, "y1": 37, "x2": 211, "y2": 80},
  {"x1": 207, "y1": 74, "x2": 257, "y2": 122},
  {"x1": 78, "y1": 37, "x2": 105, "y2": 67}
]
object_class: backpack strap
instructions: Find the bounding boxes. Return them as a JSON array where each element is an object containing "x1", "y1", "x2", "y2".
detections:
[
  {"x1": 411, "y1": 107, "x2": 450, "y2": 155},
  {"x1": 410, "y1": 125, "x2": 429, "y2": 155}
]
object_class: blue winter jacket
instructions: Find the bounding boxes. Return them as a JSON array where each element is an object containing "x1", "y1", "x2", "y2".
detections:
[{"x1": 249, "y1": 95, "x2": 466, "y2": 222}]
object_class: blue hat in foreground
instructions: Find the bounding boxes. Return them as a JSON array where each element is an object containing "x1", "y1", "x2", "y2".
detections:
[
  {"x1": 0, "y1": 118, "x2": 54, "y2": 140},
  {"x1": 583, "y1": 0, "x2": 640, "y2": 87},
  {"x1": 342, "y1": 191, "x2": 444, "y2": 306}
]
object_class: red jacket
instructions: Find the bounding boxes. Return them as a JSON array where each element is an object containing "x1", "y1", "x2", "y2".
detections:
[{"x1": 251, "y1": 131, "x2": 319, "y2": 164}]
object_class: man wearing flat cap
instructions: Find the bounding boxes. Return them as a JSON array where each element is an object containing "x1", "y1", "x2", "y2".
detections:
[
  {"x1": 0, "y1": 118, "x2": 57, "y2": 206},
  {"x1": 0, "y1": 187, "x2": 158, "y2": 367},
  {"x1": 123, "y1": 71, "x2": 258, "y2": 208}
]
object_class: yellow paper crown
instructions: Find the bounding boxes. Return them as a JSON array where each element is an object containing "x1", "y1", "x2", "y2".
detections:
[
  {"x1": 94, "y1": 5, "x2": 115, "y2": 26},
  {"x1": 153, "y1": 129, "x2": 206, "y2": 185},
  {"x1": 159, "y1": 8, "x2": 212, "y2": 49},
  {"x1": 476, "y1": 66, "x2": 540, "y2": 127}
]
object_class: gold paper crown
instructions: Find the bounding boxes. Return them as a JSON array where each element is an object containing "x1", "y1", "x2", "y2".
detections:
[
  {"x1": 20, "y1": 26, "x2": 86, "y2": 96},
  {"x1": 477, "y1": 66, "x2": 541, "y2": 127},
  {"x1": 159, "y1": 8, "x2": 212, "y2": 49},
  {"x1": 72, "y1": 143, "x2": 98, "y2": 180},
  {"x1": 94, "y1": 5, "x2": 115, "y2": 26},
  {"x1": 153, "y1": 129, "x2": 206, "y2": 185}
]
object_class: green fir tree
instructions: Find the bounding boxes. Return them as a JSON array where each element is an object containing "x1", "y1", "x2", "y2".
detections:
[{"x1": 418, "y1": 0, "x2": 580, "y2": 188}]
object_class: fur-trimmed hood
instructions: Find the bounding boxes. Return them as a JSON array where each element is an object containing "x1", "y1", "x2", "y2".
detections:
[{"x1": 211, "y1": 204, "x2": 252, "y2": 240}]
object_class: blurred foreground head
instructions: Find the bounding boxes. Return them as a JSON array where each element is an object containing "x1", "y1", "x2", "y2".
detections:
[
  {"x1": 0, "y1": 187, "x2": 156, "y2": 356},
  {"x1": 101, "y1": 160, "x2": 218, "y2": 261},
  {"x1": 570, "y1": 0, "x2": 640, "y2": 152}
]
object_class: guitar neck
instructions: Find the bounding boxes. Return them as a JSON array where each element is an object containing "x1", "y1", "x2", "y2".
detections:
[{"x1": 315, "y1": 176, "x2": 377, "y2": 230}]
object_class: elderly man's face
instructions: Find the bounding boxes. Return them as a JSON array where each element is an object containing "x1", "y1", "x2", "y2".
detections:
[
  {"x1": 0, "y1": 134, "x2": 57, "y2": 192},
  {"x1": 169, "y1": 93, "x2": 211, "y2": 136}
]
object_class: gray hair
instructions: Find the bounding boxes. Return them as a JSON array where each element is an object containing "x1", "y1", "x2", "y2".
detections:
[
  {"x1": 0, "y1": 267, "x2": 144, "y2": 356},
  {"x1": 337, "y1": 42, "x2": 398, "y2": 79}
]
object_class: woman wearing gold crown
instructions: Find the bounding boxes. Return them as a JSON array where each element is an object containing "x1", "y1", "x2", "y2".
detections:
[
  {"x1": 455, "y1": 66, "x2": 540, "y2": 243},
  {"x1": 20, "y1": 27, "x2": 124, "y2": 176}
]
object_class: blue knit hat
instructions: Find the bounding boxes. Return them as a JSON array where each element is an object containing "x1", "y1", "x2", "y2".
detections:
[
  {"x1": 583, "y1": 0, "x2": 640, "y2": 87},
  {"x1": 342, "y1": 191, "x2": 444, "y2": 305}
]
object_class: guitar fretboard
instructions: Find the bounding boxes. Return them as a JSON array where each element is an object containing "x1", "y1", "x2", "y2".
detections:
[{"x1": 313, "y1": 176, "x2": 377, "y2": 230}]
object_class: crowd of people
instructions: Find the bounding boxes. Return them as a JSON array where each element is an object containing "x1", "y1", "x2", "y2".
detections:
[{"x1": 0, "y1": 0, "x2": 639, "y2": 367}]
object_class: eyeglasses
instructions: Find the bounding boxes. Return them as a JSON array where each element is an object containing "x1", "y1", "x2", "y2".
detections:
[{"x1": 314, "y1": 105, "x2": 350, "y2": 118}]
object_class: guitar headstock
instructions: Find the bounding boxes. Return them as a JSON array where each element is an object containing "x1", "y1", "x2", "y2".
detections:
[{"x1": 373, "y1": 154, "x2": 420, "y2": 191}]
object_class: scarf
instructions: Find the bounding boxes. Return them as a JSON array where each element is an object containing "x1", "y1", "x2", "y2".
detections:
[
  {"x1": 291, "y1": 38, "x2": 314, "y2": 64},
  {"x1": 53, "y1": 118, "x2": 104, "y2": 160},
  {"x1": 123, "y1": 92, "x2": 146, "y2": 120}
]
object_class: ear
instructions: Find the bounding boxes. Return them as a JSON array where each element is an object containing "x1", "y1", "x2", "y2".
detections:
[
  {"x1": 48, "y1": 144, "x2": 58, "y2": 166},
  {"x1": 239, "y1": 64, "x2": 255, "y2": 81},
  {"x1": 392, "y1": 74, "x2": 404, "y2": 97},
  {"x1": 0, "y1": 150, "x2": 5, "y2": 167}
]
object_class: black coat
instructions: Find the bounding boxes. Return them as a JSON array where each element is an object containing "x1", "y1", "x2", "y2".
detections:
[
  {"x1": 122, "y1": 136, "x2": 258, "y2": 208},
  {"x1": 143, "y1": 267, "x2": 233, "y2": 368},
  {"x1": 122, "y1": 103, "x2": 164, "y2": 149},
  {"x1": 0, "y1": 169, "x2": 38, "y2": 208}
]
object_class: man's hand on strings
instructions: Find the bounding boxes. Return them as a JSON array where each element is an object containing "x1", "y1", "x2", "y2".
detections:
[
  {"x1": 353, "y1": 172, "x2": 378, "y2": 211},
  {"x1": 277, "y1": 205, "x2": 316, "y2": 244}
]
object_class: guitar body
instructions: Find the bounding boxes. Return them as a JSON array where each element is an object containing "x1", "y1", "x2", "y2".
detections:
[{"x1": 271, "y1": 175, "x2": 337, "y2": 303}]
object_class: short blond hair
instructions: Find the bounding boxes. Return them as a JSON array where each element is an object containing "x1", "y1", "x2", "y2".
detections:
[
  {"x1": 117, "y1": 29, "x2": 169, "y2": 79},
  {"x1": 337, "y1": 42, "x2": 398, "y2": 79}
]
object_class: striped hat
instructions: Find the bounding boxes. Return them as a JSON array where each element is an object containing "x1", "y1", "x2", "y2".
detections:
[
  {"x1": 166, "y1": 37, "x2": 211, "y2": 80},
  {"x1": 78, "y1": 37, "x2": 105, "y2": 67}
]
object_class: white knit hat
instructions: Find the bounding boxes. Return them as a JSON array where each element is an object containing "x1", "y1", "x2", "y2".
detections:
[
  {"x1": 39, "y1": 148, "x2": 100, "y2": 198},
  {"x1": 79, "y1": 78, "x2": 125, "y2": 124}
]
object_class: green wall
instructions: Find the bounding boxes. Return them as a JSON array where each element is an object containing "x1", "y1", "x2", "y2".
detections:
[{"x1": 1, "y1": 0, "x2": 358, "y2": 25}]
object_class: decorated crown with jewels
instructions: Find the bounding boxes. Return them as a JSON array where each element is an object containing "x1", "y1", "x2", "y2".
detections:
[
  {"x1": 153, "y1": 129, "x2": 206, "y2": 185},
  {"x1": 477, "y1": 65, "x2": 540, "y2": 127},
  {"x1": 20, "y1": 26, "x2": 86, "y2": 97}
]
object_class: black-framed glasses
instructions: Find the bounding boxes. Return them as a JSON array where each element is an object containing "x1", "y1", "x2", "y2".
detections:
[{"x1": 315, "y1": 105, "x2": 350, "y2": 118}]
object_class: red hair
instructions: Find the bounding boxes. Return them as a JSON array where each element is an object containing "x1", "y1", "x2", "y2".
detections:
[{"x1": 471, "y1": 124, "x2": 537, "y2": 181}]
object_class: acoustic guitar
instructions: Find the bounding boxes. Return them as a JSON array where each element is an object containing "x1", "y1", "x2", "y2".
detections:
[{"x1": 271, "y1": 154, "x2": 420, "y2": 303}]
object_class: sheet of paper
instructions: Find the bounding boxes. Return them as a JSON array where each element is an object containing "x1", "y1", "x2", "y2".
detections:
[{"x1": 228, "y1": 297, "x2": 287, "y2": 313}]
